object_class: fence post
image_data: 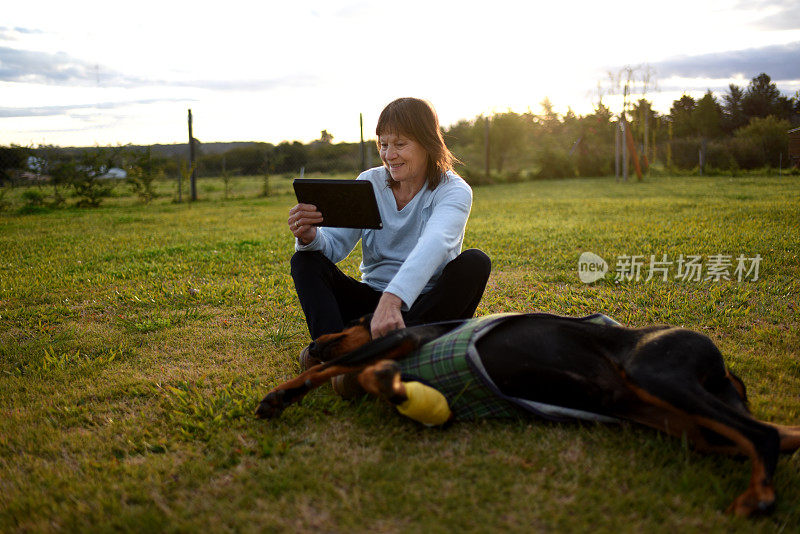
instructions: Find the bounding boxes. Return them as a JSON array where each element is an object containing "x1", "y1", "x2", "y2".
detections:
[
  {"x1": 615, "y1": 120, "x2": 620, "y2": 180},
  {"x1": 360, "y1": 113, "x2": 366, "y2": 172},
  {"x1": 188, "y1": 109, "x2": 197, "y2": 201},
  {"x1": 484, "y1": 115, "x2": 490, "y2": 182},
  {"x1": 621, "y1": 116, "x2": 628, "y2": 182}
]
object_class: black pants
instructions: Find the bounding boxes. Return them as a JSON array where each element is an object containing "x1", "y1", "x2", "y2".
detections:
[{"x1": 291, "y1": 249, "x2": 491, "y2": 339}]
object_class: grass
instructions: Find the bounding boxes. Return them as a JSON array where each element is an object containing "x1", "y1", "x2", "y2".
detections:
[{"x1": 1, "y1": 173, "x2": 799, "y2": 532}]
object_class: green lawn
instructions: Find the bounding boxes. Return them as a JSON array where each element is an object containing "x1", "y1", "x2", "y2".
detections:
[{"x1": 1, "y1": 174, "x2": 799, "y2": 532}]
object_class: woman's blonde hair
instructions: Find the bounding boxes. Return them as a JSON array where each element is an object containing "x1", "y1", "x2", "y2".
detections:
[{"x1": 376, "y1": 98, "x2": 458, "y2": 190}]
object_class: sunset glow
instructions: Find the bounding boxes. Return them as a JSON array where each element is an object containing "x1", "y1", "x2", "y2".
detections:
[{"x1": 2, "y1": 0, "x2": 799, "y2": 146}]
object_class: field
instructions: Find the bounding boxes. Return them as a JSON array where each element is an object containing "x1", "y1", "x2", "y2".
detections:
[{"x1": 1, "y1": 173, "x2": 799, "y2": 532}]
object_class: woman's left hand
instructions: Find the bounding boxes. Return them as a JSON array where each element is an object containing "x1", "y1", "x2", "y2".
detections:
[{"x1": 371, "y1": 292, "x2": 405, "y2": 338}]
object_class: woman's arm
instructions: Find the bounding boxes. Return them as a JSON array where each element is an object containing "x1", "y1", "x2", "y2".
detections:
[
  {"x1": 370, "y1": 292, "x2": 405, "y2": 337},
  {"x1": 383, "y1": 181, "x2": 472, "y2": 309},
  {"x1": 288, "y1": 203, "x2": 321, "y2": 244}
]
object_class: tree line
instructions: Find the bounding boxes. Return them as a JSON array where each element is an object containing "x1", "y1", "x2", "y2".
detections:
[
  {"x1": 1, "y1": 71, "x2": 797, "y2": 208},
  {"x1": 446, "y1": 72, "x2": 798, "y2": 182}
]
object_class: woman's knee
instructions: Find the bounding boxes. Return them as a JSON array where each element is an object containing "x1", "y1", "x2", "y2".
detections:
[
  {"x1": 456, "y1": 248, "x2": 491, "y2": 280},
  {"x1": 290, "y1": 251, "x2": 330, "y2": 280}
]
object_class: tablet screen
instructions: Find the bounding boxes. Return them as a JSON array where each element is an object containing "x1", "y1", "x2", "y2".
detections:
[{"x1": 293, "y1": 179, "x2": 383, "y2": 229}]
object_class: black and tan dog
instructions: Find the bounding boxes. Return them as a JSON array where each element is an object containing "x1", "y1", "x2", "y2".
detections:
[{"x1": 256, "y1": 313, "x2": 800, "y2": 517}]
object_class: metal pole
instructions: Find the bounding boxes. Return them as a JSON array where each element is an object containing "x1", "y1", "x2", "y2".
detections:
[{"x1": 188, "y1": 109, "x2": 197, "y2": 201}]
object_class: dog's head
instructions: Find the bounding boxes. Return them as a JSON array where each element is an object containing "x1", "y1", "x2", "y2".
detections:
[{"x1": 308, "y1": 314, "x2": 373, "y2": 362}]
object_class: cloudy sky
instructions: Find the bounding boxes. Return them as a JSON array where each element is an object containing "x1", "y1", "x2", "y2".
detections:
[{"x1": 1, "y1": 0, "x2": 799, "y2": 147}]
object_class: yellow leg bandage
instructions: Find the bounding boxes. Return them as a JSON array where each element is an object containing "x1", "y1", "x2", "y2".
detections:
[{"x1": 396, "y1": 381, "x2": 452, "y2": 426}]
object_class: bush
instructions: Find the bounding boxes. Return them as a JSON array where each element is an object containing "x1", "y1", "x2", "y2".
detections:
[
  {"x1": 728, "y1": 137, "x2": 763, "y2": 169},
  {"x1": 575, "y1": 143, "x2": 613, "y2": 177},
  {"x1": 536, "y1": 146, "x2": 575, "y2": 179},
  {"x1": 126, "y1": 148, "x2": 161, "y2": 203},
  {"x1": 668, "y1": 138, "x2": 701, "y2": 170},
  {"x1": 734, "y1": 116, "x2": 791, "y2": 169},
  {"x1": 21, "y1": 188, "x2": 46, "y2": 208}
]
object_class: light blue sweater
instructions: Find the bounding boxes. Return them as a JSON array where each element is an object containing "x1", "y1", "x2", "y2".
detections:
[{"x1": 295, "y1": 167, "x2": 473, "y2": 308}]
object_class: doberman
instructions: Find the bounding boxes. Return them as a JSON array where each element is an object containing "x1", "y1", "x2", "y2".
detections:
[{"x1": 256, "y1": 313, "x2": 800, "y2": 517}]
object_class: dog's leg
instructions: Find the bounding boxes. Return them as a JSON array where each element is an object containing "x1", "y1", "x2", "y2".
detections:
[
  {"x1": 255, "y1": 363, "x2": 364, "y2": 419},
  {"x1": 357, "y1": 360, "x2": 408, "y2": 403},
  {"x1": 257, "y1": 322, "x2": 458, "y2": 420},
  {"x1": 765, "y1": 424, "x2": 800, "y2": 452},
  {"x1": 624, "y1": 380, "x2": 780, "y2": 517},
  {"x1": 357, "y1": 360, "x2": 453, "y2": 426}
]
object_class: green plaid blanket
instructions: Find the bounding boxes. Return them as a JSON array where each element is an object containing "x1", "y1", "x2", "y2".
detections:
[
  {"x1": 396, "y1": 313, "x2": 623, "y2": 422},
  {"x1": 397, "y1": 314, "x2": 523, "y2": 420}
]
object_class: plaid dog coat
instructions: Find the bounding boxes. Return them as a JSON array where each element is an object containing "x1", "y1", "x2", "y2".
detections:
[{"x1": 396, "y1": 313, "x2": 623, "y2": 423}]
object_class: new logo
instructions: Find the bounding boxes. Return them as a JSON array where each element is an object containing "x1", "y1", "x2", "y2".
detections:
[{"x1": 578, "y1": 252, "x2": 608, "y2": 283}]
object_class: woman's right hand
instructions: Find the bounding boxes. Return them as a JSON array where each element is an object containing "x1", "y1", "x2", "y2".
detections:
[{"x1": 288, "y1": 203, "x2": 323, "y2": 245}]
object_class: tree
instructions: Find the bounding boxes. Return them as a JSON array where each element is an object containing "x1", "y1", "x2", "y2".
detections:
[
  {"x1": 70, "y1": 148, "x2": 118, "y2": 207},
  {"x1": 669, "y1": 95, "x2": 696, "y2": 138},
  {"x1": 693, "y1": 91, "x2": 723, "y2": 139},
  {"x1": 742, "y1": 73, "x2": 782, "y2": 120},
  {"x1": 30, "y1": 145, "x2": 71, "y2": 206},
  {"x1": 318, "y1": 130, "x2": 334, "y2": 143},
  {"x1": 126, "y1": 147, "x2": 162, "y2": 203},
  {"x1": 722, "y1": 84, "x2": 747, "y2": 133},
  {"x1": 272, "y1": 141, "x2": 307, "y2": 174},
  {"x1": 0, "y1": 145, "x2": 29, "y2": 185},
  {"x1": 573, "y1": 103, "x2": 615, "y2": 177},
  {"x1": 488, "y1": 111, "x2": 530, "y2": 173},
  {"x1": 793, "y1": 91, "x2": 800, "y2": 127},
  {"x1": 631, "y1": 98, "x2": 658, "y2": 163}
]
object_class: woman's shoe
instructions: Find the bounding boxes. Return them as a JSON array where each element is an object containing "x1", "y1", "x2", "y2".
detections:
[
  {"x1": 331, "y1": 373, "x2": 365, "y2": 400},
  {"x1": 298, "y1": 345, "x2": 321, "y2": 371}
]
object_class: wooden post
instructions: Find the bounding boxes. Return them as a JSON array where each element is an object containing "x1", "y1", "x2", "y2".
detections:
[
  {"x1": 484, "y1": 115, "x2": 490, "y2": 182},
  {"x1": 621, "y1": 115, "x2": 628, "y2": 182},
  {"x1": 188, "y1": 109, "x2": 197, "y2": 201},
  {"x1": 643, "y1": 108, "x2": 649, "y2": 174},
  {"x1": 263, "y1": 155, "x2": 270, "y2": 197},
  {"x1": 623, "y1": 117, "x2": 643, "y2": 181},
  {"x1": 615, "y1": 120, "x2": 621, "y2": 180},
  {"x1": 667, "y1": 121, "x2": 673, "y2": 170},
  {"x1": 360, "y1": 113, "x2": 366, "y2": 172},
  {"x1": 699, "y1": 138, "x2": 707, "y2": 176},
  {"x1": 222, "y1": 155, "x2": 228, "y2": 200}
]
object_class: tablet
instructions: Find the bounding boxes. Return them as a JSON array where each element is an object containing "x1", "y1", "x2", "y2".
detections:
[{"x1": 293, "y1": 178, "x2": 383, "y2": 229}]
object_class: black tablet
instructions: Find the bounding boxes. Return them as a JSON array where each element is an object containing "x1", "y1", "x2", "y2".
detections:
[{"x1": 293, "y1": 178, "x2": 383, "y2": 229}]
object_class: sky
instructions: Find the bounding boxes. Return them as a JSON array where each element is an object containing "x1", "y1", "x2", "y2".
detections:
[{"x1": 1, "y1": 0, "x2": 799, "y2": 147}]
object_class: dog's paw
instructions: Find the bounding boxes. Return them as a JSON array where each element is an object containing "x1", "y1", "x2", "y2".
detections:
[
  {"x1": 374, "y1": 361, "x2": 405, "y2": 404},
  {"x1": 255, "y1": 389, "x2": 287, "y2": 420},
  {"x1": 725, "y1": 486, "x2": 776, "y2": 517}
]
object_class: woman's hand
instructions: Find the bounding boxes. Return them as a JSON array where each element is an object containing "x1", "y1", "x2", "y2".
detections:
[
  {"x1": 288, "y1": 203, "x2": 322, "y2": 245},
  {"x1": 371, "y1": 292, "x2": 405, "y2": 338}
]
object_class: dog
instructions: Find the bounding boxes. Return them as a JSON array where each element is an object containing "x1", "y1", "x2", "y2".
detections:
[{"x1": 256, "y1": 312, "x2": 800, "y2": 517}]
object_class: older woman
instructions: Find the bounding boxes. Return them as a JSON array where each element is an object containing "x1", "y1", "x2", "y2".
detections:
[{"x1": 288, "y1": 98, "x2": 491, "y2": 389}]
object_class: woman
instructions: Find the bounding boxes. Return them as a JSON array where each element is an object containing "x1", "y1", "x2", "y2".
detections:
[{"x1": 288, "y1": 97, "x2": 491, "y2": 382}]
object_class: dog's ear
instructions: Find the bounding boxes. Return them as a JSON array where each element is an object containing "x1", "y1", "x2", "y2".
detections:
[
  {"x1": 311, "y1": 320, "x2": 373, "y2": 362},
  {"x1": 346, "y1": 314, "x2": 373, "y2": 333}
]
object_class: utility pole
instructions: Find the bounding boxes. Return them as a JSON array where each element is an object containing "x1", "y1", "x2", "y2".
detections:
[{"x1": 188, "y1": 109, "x2": 197, "y2": 201}]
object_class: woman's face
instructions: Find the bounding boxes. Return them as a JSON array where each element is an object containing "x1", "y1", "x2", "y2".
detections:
[{"x1": 379, "y1": 133, "x2": 428, "y2": 187}]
